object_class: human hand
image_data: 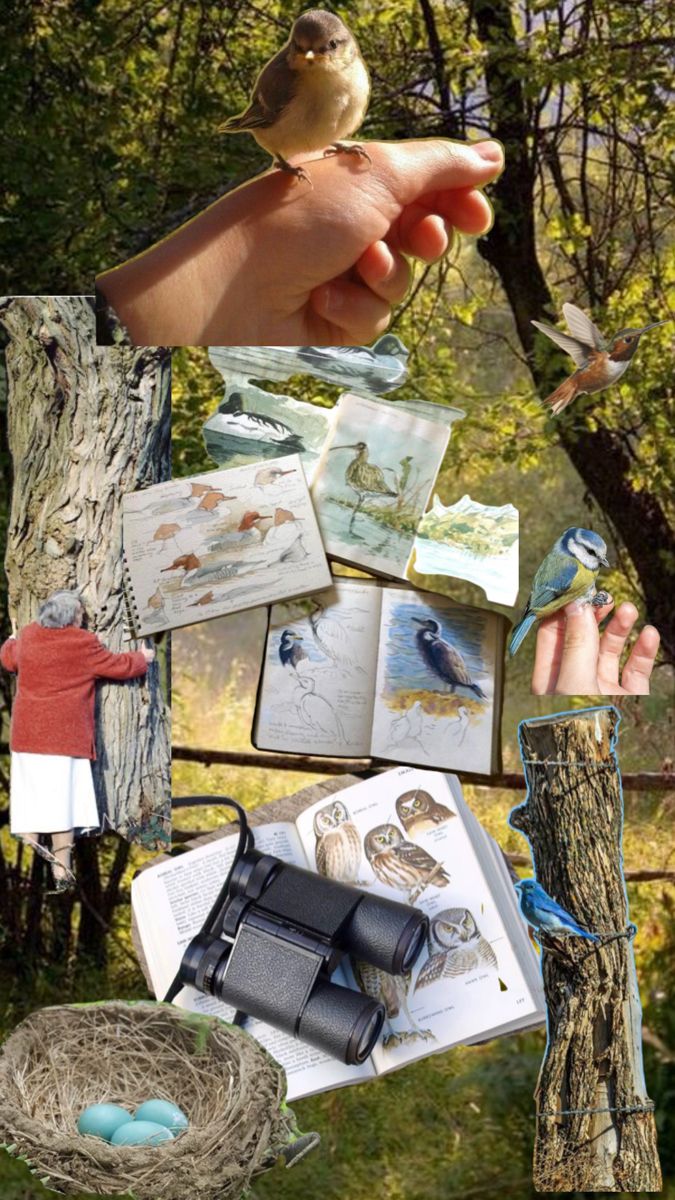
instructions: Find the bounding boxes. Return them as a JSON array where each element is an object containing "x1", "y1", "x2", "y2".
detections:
[
  {"x1": 531, "y1": 598, "x2": 660, "y2": 695},
  {"x1": 96, "y1": 138, "x2": 503, "y2": 346},
  {"x1": 141, "y1": 645, "x2": 156, "y2": 664}
]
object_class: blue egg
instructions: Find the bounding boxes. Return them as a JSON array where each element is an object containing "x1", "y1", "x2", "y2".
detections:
[
  {"x1": 78, "y1": 1104, "x2": 133, "y2": 1142},
  {"x1": 134, "y1": 1099, "x2": 189, "y2": 1135},
  {"x1": 110, "y1": 1120, "x2": 175, "y2": 1147}
]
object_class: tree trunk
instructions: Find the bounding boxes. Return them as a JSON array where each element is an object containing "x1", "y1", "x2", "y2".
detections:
[
  {"x1": 0, "y1": 296, "x2": 171, "y2": 847},
  {"x1": 510, "y1": 706, "x2": 661, "y2": 1191},
  {"x1": 471, "y1": 0, "x2": 675, "y2": 661}
]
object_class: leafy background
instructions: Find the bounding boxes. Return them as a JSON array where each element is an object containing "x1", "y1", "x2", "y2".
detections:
[{"x1": 1, "y1": 0, "x2": 674, "y2": 1196}]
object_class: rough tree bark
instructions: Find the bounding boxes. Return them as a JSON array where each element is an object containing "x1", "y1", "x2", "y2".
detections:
[
  {"x1": 0, "y1": 296, "x2": 171, "y2": 847},
  {"x1": 469, "y1": 0, "x2": 675, "y2": 661},
  {"x1": 510, "y1": 706, "x2": 661, "y2": 1191}
]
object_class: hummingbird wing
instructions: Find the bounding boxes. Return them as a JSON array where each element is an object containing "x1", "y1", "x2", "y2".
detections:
[
  {"x1": 562, "y1": 303, "x2": 608, "y2": 351},
  {"x1": 531, "y1": 319, "x2": 591, "y2": 367}
]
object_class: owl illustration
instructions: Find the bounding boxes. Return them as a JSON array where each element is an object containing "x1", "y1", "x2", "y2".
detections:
[
  {"x1": 351, "y1": 959, "x2": 433, "y2": 1048},
  {"x1": 313, "y1": 799, "x2": 362, "y2": 883},
  {"x1": 395, "y1": 788, "x2": 456, "y2": 837},
  {"x1": 363, "y1": 824, "x2": 450, "y2": 900},
  {"x1": 414, "y1": 908, "x2": 498, "y2": 991}
]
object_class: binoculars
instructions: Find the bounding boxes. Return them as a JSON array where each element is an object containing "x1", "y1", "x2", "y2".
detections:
[{"x1": 180, "y1": 849, "x2": 428, "y2": 1064}]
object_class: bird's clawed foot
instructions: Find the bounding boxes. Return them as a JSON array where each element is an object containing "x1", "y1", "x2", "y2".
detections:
[
  {"x1": 591, "y1": 589, "x2": 612, "y2": 608},
  {"x1": 324, "y1": 141, "x2": 371, "y2": 164},
  {"x1": 274, "y1": 157, "x2": 312, "y2": 185}
]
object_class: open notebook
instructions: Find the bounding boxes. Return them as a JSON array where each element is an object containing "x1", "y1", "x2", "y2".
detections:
[
  {"x1": 132, "y1": 768, "x2": 545, "y2": 1101},
  {"x1": 121, "y1": 454, "x2": 330, "y2": 633},
  {"x1": 252, "y1": 577, "x2": 507, "y2": 776}
]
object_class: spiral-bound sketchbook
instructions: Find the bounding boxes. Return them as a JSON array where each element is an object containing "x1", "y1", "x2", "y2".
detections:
[{"x1": 121, "y1": 454, "x2": 331, "y2": 634}]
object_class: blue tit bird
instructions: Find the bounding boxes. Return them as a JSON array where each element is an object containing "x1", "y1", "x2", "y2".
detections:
[
  {"x1": 219, "y1": 10, "x2": 371, "y2": 183},
  {"x1": 514, "y1": 878, "x2": 600, "y2": 942},
  {"x1": 509, "y1": 526, "x2": 609, "y2": 656}
]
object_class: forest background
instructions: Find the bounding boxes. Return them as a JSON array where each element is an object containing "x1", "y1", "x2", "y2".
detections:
[{"x1": 0, "y1": 0, "x2": 674, "y2": 1197}]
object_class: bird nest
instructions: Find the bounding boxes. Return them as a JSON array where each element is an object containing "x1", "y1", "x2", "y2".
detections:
[{"x1": 0, "y1": 1001, "x2": 317, "y2": 1200}]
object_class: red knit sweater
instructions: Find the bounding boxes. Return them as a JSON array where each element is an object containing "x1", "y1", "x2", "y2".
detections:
[{"x1": 0, "y1": 623, "x2": 148, "y2": 759}]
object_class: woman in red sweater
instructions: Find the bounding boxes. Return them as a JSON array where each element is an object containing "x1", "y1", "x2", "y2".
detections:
[{"x1": 1, "y1": 590, "x2": 153, "y2": 893}]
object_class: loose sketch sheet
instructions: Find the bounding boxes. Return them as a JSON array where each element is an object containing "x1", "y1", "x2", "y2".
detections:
[{"x1": 122, "y1": 454, "x2": 330, "y2": 633}]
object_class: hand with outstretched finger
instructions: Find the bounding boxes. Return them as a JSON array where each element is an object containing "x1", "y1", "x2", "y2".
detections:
[
  {"x1": 530, "y1": 598, "x2": 660, "y2": 696},
  {"x1": 96, "y1": 138, "x2": 503, "y2": 346}
]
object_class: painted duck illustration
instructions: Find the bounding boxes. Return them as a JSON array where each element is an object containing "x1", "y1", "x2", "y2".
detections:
[
  {"x1": 209, "y1": 391, "x2": 306, "y2": 452},
  {"x1": 412, "y1": 616, "x2": 486, "y2": 701},
  {"x1": 329, "y1": 441, "x2": 397, "y2": 531},
  {"x1": 206, "y1": 510, "x2": 271, "y2": 551},
  {"x1": 532, "y1": 303, "x2": 670, "y2": 414},
  {"x1": 260, "y1": 507, "x2": 308, "y2": 562}
]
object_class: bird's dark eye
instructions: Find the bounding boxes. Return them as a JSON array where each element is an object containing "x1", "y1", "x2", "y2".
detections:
[
  {"x1": 625, "y1": 336, "x2": 633, "y2": 343},
  {"x1": 328, "y1": 38, "x2": 338, "y2": 49}
]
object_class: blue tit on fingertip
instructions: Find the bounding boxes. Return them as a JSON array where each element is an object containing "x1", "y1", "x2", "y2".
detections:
[
  {"x1": 219, "y1": 9, "x2": 371, "y2": 184},
  {"x1": 509, "y1": 526, "x2": 609, "y2": 656}
]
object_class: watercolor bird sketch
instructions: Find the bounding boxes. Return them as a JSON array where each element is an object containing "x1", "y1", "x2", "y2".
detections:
[
  {"x1": 254, "y1": 578, "x2": 505, "y2": 775},
  {"x1": 411, "y1": 494, "x2": 520, "y2": 606},
  {"x1": 121, "y1": 455, "x2": 330, "y2": 634}
]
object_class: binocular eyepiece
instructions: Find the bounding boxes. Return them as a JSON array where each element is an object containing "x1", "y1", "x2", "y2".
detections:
[{"x1": 180, "y1": 850, "x2": 428, "y2": 1064}]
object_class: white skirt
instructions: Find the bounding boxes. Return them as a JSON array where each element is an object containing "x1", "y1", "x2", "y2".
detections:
[{"x1": 10, "y1": 752, "x2": 100, "y2": 835}]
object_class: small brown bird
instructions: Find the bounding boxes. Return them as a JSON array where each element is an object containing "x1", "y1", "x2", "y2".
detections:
[
  {"x1": 364, "y1": 824, "x2": 450, "y2": 901},
  {"x1": 532, "y1": 303, "x2": 670, "y2": 415},
  {"x1": 219, "y1": 9, "x2": 371, "y2": 182}
]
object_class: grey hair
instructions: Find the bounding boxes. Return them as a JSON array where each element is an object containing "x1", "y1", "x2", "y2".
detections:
[{"x1": 38, "y1": 590, "x2": 83, "y2": 629}]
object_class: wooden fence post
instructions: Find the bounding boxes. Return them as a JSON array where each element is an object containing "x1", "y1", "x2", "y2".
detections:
[{"x1": 509, "y1": 705, "x2": 661, "y2": 1192}]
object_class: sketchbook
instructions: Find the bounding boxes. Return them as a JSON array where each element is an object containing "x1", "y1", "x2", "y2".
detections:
[
  {"x1": 121, "y1": 454, "x2": 331, "y2": 634},
  {"x1": 131, "y1": 768, "x2": 545, "y2": 1101},
  {"x1": 252, "y1": 577, "x2": 506, "y2": 776}
]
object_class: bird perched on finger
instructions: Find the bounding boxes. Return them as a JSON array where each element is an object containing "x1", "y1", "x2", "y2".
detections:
[
  {"x1": 219, "y1": 9, "x2": 371, "y2": 183},
  {"x1": 509, "y1": 526, "x2": 609, "y2": 656},
  {"x1": 532, "y1": 302, "x2": 670, "y2": 415},
  {"x1": 514, "y1": 878, "x2": 600, "y2": 942}
]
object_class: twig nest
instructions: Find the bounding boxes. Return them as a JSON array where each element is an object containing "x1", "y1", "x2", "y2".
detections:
[{"x1": 0, "y1": 1001, "x2": 315, "y2": 1199}]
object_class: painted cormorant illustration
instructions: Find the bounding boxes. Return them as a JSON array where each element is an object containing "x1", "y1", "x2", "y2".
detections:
[
  {"x1": 279, "y1": 630, "x2": 307, "y2": 672},
  {"x1": 412, "y1": 617, "x2": 486, "y2": 700},
  {"x1": 329, "y1": 441, "x2": 398, "y2": 531}
]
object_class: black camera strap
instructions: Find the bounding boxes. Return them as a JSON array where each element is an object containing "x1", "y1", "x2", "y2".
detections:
[{"x1": 163, "y1": 797, "x2": 254, "y2": 1005}]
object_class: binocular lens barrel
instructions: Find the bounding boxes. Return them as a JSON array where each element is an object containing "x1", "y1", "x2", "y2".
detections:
[
  {"x1": 297, "y1": 978, "x2": 385, "y2": 1064},
  {"x1": 347, "y1": 894, "x2": 428, "y2": 975}
]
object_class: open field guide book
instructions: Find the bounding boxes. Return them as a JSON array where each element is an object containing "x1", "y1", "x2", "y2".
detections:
[
  {"x1": 121, "y1": 454, "x2": 330, "y2": 633},
  {"x1": 253, "y1": 577, "x2": 507, "y2": 776},
  {"x1": 131, "y1": 768, "x2": 545, "y2": 1101}
]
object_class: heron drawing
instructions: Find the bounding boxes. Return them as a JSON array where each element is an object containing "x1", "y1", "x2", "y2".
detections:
[
  {"x1": 329, "y1": 441, "x2": 398, "y2": 531},
  {"x1": 308, "y1": 601, "x2": 365, "y2": 674},
  {"x1": 295, "y1": 676, "x2": 346, "y2": 741},
  {"x1": 412, "y1": 617, "x2": 486, "y2": 701}
]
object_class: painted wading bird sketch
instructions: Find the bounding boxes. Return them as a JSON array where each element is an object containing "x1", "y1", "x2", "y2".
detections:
[
  {"x1": 312, "y1": 393, "x2": 463, "y2": 579},
  {"x1": 122, "y1": 454, "x2": 330, "y2": 634},
  {"x1": 412, "y1": 495, "x2": 519, "y2": 607}
]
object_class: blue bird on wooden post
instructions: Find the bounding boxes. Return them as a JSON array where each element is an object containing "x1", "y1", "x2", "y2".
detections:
[
  {"x1": 412, "y1": 616, "x2": 486, "y2": 700},
  {"x1": 515, "y1": 878, "x2": 600, "y2": 942}
]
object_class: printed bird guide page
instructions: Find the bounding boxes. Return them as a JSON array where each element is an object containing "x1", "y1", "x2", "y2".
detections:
[
  {"x1": 131, "y1": 768, "x2": 545, "y2": 1101},
  {"x1": 121, "y1": 454, "x2": 330, "y2": 634},
  {"x1": 252, "y1": 577, "x2": 506, "y2": 776}
]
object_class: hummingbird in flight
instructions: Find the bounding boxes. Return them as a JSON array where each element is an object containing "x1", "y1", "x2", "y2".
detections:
[{"x1": 532, "y1": 302, "x2": 670, "y2": 414}]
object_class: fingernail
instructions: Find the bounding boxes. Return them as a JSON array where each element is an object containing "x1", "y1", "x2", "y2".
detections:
[
  {"x1": 472, "y1": 140, "x2": 504, "y2": 166},
  {"x1": 317, "y1": 284, "x2": 342, "y2": 314}
]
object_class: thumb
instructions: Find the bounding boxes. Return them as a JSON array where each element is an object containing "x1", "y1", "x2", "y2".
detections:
[
  {"x1": 378, "y1": 138, "x2": 504, "y2": 206},
  {"x1": 554, "y1": 601, "x2": 601, "y2": 696}
]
